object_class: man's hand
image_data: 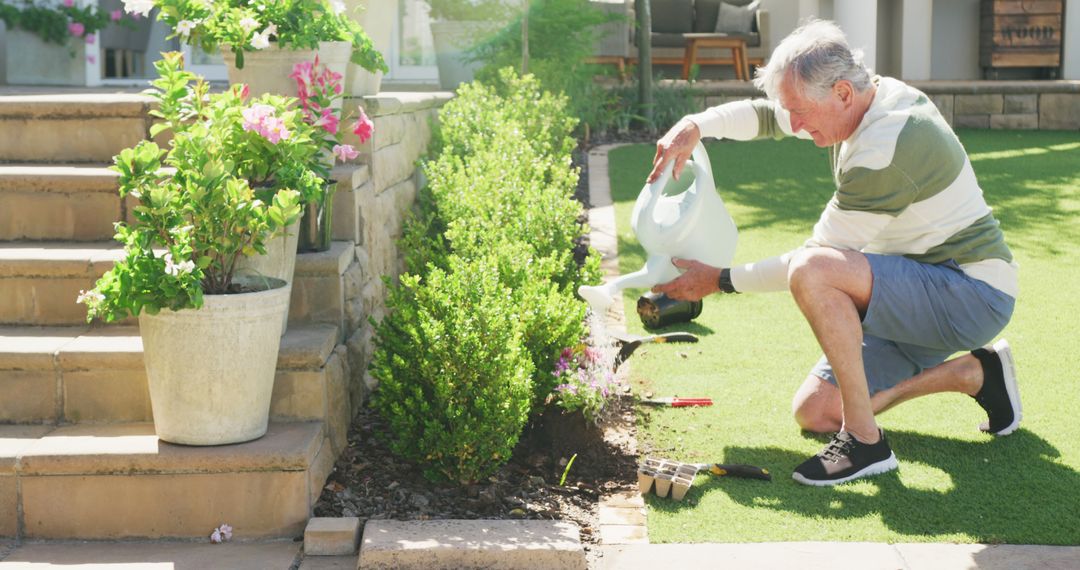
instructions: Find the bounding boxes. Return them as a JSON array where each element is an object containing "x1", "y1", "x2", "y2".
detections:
[
  {"x1": 651, "y1": 258, "x2": 721, "y2": 301},
  {"x1": 648, "y1": 119, "x2": 702, "y2": 183}
]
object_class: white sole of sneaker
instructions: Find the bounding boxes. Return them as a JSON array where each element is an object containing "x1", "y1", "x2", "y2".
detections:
[
  {"x1": 791, "y1": 452, "x2": 899, "y2": 487},
  {"x1": 990, "y1": 338, "x2": 1022, "y2": 436}
]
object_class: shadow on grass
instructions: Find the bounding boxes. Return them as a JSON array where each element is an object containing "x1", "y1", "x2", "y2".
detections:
[{"x1": 650, "y1": 429, "x2": 1080, "y2": 544}]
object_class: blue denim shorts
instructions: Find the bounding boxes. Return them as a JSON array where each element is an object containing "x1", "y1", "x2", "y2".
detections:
[{"x1": 812, "y1": 253, "x2": 1015, "y2": 395}]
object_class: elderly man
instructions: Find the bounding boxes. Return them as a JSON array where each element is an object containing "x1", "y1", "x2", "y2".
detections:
[{"x1": 649, "y1": 20, "x2": 1020, "y2": 486}]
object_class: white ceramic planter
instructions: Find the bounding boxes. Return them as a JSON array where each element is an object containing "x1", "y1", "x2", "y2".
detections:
[
  {"x1": 235, "y1": 221, "x2": 299, "y2": 335},
  {"x1": 139, "y1": 276, "x2": 290, "y2": 446},
  {"x1": 222, "y1": 40, "x2": 351, "y2": 98},
  {"x1": 5, "y1": 30, "x2": 86, "y2": 86},
  {"x1": 430, "y1": 20, "x2": 498, "y2": 90}
]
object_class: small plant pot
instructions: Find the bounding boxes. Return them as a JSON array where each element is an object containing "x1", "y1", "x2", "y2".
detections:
[
  {"x1": 653, "y1": 472, "x2": 674, "y2": 498},
  {"x1": 670, "y1": 475, "x2": 695, "y2": 501},
  {"x1": 297, "y1": 185, "x2": 335, "y2": 253},
  {"x1": 637, "y1": 467, "x2": 656, "y2": 495}
]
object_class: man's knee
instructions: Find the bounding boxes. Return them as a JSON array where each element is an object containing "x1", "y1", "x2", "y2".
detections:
[
  {"x1": 787, "y1": 248, "x2": 836, "y2": 295},
  {"x1": 792, "y1": 376, "x2": 842, "y2": 433}
]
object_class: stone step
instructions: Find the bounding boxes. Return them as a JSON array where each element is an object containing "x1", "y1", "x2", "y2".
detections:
[
  {"x1": 0, "y1": 165, "x2": 123, "y2": 241},
  {"x1": 0, "y1": 421, "x2": 335, "y2": 540},
  {"x1": 0, "y1": 94, "x2": 154, "y2": 163},
  {"x1": 0, "y1": 163, "x2": 367, "y2": 243},
  {"x1": 358, "y1": 520, "x2": 587, "y2": 570},
  {"x1": 0, "y1": 323, "x2": 352, "y2": 456},
  {"x1": 0, "y1": 240, "x2": 357, "y2": 329}
]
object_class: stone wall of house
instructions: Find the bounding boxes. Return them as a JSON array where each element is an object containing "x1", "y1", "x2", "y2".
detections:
[
  {"x1": 328, "y1": 91, "x2": 452, "y2": 416},
  {"x1": 691, "y1": 80, "x2": 1080, "y2": 130}
]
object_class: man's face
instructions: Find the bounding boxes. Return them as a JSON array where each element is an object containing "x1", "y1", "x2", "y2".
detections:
[{"x1": 778, "y1": 74, "x2": 851, "y2": 147}]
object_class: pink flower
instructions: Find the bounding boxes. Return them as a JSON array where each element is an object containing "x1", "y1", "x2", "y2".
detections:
[
  {"x1": 352, "y1": 109, "x2": 373, "y2": 144},
  {"x1": 332, "y1": 144, "x2": 359, "y2": 162},
  {"x1": 238, "y1": 84, "x2": 250, "y2": 100},
  {"x1": 87, "y1": 54, "x2": 96, "y2": 64},
  {"x1": 111, "y1": 9, "x2": 123, "y2": 21},
  {"x1": 68, "y1": 22, "x2": 85, "y2": 38},
  {"x1": 63, "y1": 0, "x2": 74, "y2": 6},
  {"x1": 313, "y1": 108, "x2": 339, "y2": 135},
  {"x1": 289, "y1": 60, "x2": 314, "y2": 87},
  {"x1": 260, "y1": 116, "x2": 291, "y2": 144},
  {"x1": 241, "y1": 104, "x2": 273, "y2": 132},
  {"x1": 84, "y1": 33, "x2": 96, "y2": 45}
]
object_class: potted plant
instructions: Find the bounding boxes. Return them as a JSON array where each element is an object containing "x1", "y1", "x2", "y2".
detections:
[
  {"x1": 79, "y1": 52, "x2": 314, "y2": 446},
  {"x1": 287, "y1": 56, "x2": 374, "y2": 252},
  {"x1": 121, "y1": 0, "x2": 388, "y2": 96},
  {"x1": 424, "y1": 0, "x2": 513, "y2": 89},
  {"x1": 0, "y1": 0, "x2": 134, "y2": 85}
]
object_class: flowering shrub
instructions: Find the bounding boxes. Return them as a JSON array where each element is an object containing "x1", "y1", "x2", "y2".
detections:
[
  {"x1": 0, "y1": 0, "x2": 134, "y2": 59},
  {"x1": 80, "y1": 52, "x2": 313, "y2": 321},
  {"x1": 123, "y1": 0, "x2": 387, "y2": 72},
  {"x1": 546, "y1": 314, "x2": 622, "y2": 423},
  {"x1": 288, "y1": 57, "x2": 374, "y2": 176}
]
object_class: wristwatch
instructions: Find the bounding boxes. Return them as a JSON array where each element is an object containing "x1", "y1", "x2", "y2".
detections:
[{"x1": 718, "y1": 267, "x2": 739, "y2": 294}]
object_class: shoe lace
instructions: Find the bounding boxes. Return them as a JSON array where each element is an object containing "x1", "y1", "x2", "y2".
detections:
[{"x1": 821, "y1": 433, "x2": 855, "y2": 463}]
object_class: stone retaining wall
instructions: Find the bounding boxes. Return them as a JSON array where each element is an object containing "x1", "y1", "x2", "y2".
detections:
[
  {"x1": 691, "y1": 80, "x2": 1080, "y2": 130},
  {"x1": 332, "y1": 91, "x2": 453, "y2": 415}
]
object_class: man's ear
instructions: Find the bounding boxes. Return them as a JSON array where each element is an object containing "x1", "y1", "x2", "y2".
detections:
[{"x1": 834, "y1": 80, "x2": 855, "y2": 107}]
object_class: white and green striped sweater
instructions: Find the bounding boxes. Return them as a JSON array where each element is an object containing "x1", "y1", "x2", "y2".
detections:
[{"x1": 688, "y1": 76, "x2": 1018, "y2": 298}]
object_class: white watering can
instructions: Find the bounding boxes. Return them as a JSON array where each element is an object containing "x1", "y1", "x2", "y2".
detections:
[{"x1": 578, "y1": 142, "x2": 738, "y2": 312}]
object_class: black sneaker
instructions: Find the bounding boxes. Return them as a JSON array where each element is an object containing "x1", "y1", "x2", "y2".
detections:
[
  {"x1": 971, "y1": 339, "x2": 1022, "y2": 436},
  {"x1": 792, "y1": 430, "x2": 898, "y2": 486}
]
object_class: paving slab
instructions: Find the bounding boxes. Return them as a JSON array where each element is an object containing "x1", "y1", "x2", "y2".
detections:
[
  {"x1": 595, "y1": 543, "x2": 907, "y2": 570},
  {"x1": 895, "y1": 543, "x2": 1080, "y2": 570},
  {"x1": 359, "y1": 519, "x2": 586, "y2": 570},
  {"x1": 299, "y1": 554, "x2": 357, "y2": 570},
  {"x1": 0, "y1": 540, "x2": 301, "y2": 569}
]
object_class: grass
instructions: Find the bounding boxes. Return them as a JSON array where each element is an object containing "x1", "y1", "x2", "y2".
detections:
[{"x1": 606, "y1": 131, "x2": 1080, "y2": 545}]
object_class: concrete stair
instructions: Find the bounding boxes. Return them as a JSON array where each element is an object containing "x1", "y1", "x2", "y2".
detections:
[
  {"x1": 0, "y1": 94, "x2": 154, "y2": 163},
  {"x1": 0, "y1": 92, "x2": 360, "y2": 540}
]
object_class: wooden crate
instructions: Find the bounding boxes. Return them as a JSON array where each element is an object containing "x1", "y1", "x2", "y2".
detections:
[{"x1": 980, "y1": 0, "x2": 1063, "y2": 72}]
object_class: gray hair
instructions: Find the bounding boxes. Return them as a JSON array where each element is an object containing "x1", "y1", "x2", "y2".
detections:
[{"x1": 753, "y1": 19, "x2": 873, "y2": 101}]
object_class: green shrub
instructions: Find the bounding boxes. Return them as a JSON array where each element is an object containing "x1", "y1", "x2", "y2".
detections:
[
  {"x1": 371, "y1": 256, "x2": 534, "y2": 484},
  {"x1": 433, "y1": 68, "x2": 578, "y2": 164}
]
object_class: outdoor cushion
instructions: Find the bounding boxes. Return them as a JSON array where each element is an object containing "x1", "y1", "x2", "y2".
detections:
[
  {"x1": 693, "y1": 0, "x2": 723, "y2": 33},
  {"x1": 715, "y1": 0, "x2": 759, "y2": 34},
  {"x1": 651, "y1": 0, "x2": 694, "y2": 34}
]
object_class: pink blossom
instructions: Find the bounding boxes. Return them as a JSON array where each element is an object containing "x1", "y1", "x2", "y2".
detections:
[
  {"x1": 352, "y1": 109, "x2": 373, "y2": 144},
  {"x1": 289, "y1": 60, "x2": 314, "y2": 87},
  {"x1": 87, "y1": 54, "x2": 96, "y2": 64},
  {"x1": 111, "y1": 9, "x2": 123, "y2": 21},
  {"x1": 241, "y1": 103, "x2": 274, "y2": 132},
  {"x1": 238, "y1": 84, "x2": 250, "y2": 100},
  {"x1": 332, "y1": 144, "x2": 359, "y2": 162},
  {"x1": 68, "y1": 22, "x2": 85, "y2": 38},
  {"x1": 63, "y1": 0, "x2": 74, "y2": 6},
  {"x1": 313, "y1": 108, "x2": 339, "y2": 135},
  {"x1": 84, "y1": 33, "x2": 96, "y2": 45},
  {"x1": 260, "y1": 116, "x2": 291, "y2": 144}
]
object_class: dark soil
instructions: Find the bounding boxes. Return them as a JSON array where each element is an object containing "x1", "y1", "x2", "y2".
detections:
[{"x1": 312, "y1": 397, "x2": 639, "y2": 545}]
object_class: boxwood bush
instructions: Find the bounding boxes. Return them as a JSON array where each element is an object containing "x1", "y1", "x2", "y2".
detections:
[
  {"x1": 373, "y1": 68, "x2": 602, "y2": 482},
  {"x1": 370, "y1": 256, "x2": 534, "y2": 484}
]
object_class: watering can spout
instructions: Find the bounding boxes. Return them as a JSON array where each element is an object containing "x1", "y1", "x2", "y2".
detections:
[{"x1": 578, "y1": 142, "x2": 738, "y2": 314}]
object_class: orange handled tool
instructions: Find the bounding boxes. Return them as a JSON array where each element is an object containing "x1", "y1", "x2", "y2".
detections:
[{"x1": 639, "y1": 397, "x2": 713, "y2": 407}]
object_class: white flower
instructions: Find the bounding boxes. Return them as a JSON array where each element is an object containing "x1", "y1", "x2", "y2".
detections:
[
  {"x1": 163, "y1": 253, "x2": 195, "y2": 276},
  {"x1": 76, "y1": 289, "x2": 105, "y2": 305},
  {"x1": 121, "y1": 0, "x2": 155, "y2": 17},
  {"x1": 250, "y1": 29, "x2": 271, "y2": 49},
  {"x1": 330, "y1": 0, "x2": 346, "y2": 15},
  {"x1": 210, "y1": 528, "x2": 222, "y2": 543},
  {"x1": 238, "y1": 16, "x2": 260, "y2": 32},
  {"x1": 263, "y1": 23, "x2": 277, "y2": 36},
  {"x1": 175, "y1": 20, "x2": 196, "y2": 37}
]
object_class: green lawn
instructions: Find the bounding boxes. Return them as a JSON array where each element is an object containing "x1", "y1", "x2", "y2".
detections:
[{"x1": 607, "y1": 130, "x2": 1080, "y2": 545}]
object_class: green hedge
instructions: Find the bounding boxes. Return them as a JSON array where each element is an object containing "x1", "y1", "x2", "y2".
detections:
[{"x1": 372, "y1": 68, "x2": 601, "y2": 483}]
